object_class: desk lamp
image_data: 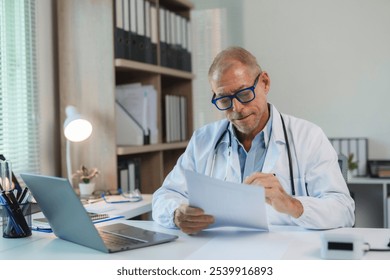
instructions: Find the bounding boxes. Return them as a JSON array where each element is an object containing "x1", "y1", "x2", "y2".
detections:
[{"x1": 63, "y1": 105, "x2": 93, "y2": 186}]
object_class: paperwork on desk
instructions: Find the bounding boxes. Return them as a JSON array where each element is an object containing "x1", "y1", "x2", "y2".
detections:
[
  {"x1": 184, "y1": 170, "x2": 269, "y2": 231},
  {"x1": 32, "y1": 211, "x2": 123, "y2": 233}
]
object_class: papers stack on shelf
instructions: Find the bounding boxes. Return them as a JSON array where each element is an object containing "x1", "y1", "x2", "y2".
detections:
[{"x1": 115, "y1": 83, "x2": 158, "y2": 146}]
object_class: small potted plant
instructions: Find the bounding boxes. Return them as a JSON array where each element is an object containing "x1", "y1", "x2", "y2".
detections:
[
  {"x1": 347, "y1": 153, "x2": 358, "y2": 178},
  {"x1": 73, "y1": 165, "x2": 99, "y2": 196}
]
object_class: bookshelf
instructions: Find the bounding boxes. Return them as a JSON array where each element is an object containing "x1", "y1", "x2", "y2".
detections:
[
  {"x1": 57, "y1": 0, "x2": 193, "y2": 194},
  {"x1": 115, "y1": 0, "x2": 194, "y2": 194}
]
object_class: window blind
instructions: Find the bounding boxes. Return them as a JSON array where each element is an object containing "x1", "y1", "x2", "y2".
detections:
[{"x1": 0, "y1": 0, "x2": 40, "y2": 175}]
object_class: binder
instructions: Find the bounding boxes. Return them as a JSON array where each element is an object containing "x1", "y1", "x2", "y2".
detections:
[
  {"x1": 114, "y1": 0, "x2": 126, "y2": 59},
  {"x1": 123, "y1": 0, "x2": 131, "y2": 59},
  {"x1": 180, "y1": 16, "x2": 190, "y2": 71},
  {"x1": 170, "y1": 12, "x2": 180, "y2": 69},
  {"x1": 174, "y1": 96, "x2": 180, "y2": 141},
  {"x1": 129, "y1": 0, "x2": 141, "y2": 62},
  {"x1": 165, "y1": 94, "x2": 171, "y2": 142},
  {"x1": 177, "y1": 14, "x2": 184, "y2": 71},
  {"x1": 128, "y1": 160, "x2": 135, "y2": 193},
  {"x1": 128, "y1": 158, "x2": 141, "y2": 193},
  {"x1": 159, "y1": 7, "x2": 168, "y2": 67},
  {"x1": 149, "y1": 2, "x2": 158, "y2": 64},
  {"x1": 166, "y1": 10, "x2": 175, "y2": 69},
  {"x1": 117, "y1": 157, "x2": 142, "y2": 194},
  {"x1": 180, "y1": 96, "x2": 187, "y2": 140},
  {"x1": 164, "y1": 94, "x2": 187, "y2": 142},
  {"x1": 132, "y1": 0, "x2": 147, "y2": 63},
  {"x1": 184, "y1": 19, "x2": 192, "y2": 72},
  {"x1": 117, "y1": 161, "x2": 129, "y2": 192},
  {"x1": 143, "y1": 0, "x2": 153, "y2": 64}
]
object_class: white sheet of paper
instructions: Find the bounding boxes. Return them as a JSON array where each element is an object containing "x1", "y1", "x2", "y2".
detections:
[{"x1": 184, "y1": 170, "x2": 269, "y2": 230}]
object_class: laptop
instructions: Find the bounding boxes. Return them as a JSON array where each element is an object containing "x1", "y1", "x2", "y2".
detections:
[{"x1": 20, "y1": 173, "x2": 178, "y2": 253}]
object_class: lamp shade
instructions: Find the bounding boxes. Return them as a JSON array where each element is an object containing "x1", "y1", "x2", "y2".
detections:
[{"x1": 63, "y1": 106, "x2": 93, "y2": 142}]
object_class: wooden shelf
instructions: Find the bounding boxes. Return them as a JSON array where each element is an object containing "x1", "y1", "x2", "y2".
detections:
[
  {"x1": 115, "y1": 59, "x2": 195, "y2": 80},
  {"x1": 160, "y1": 0, "x2": 194, "y2": 10},
  {"x1": 117, "y1": 141, "x2": 189, "y2": 155}
]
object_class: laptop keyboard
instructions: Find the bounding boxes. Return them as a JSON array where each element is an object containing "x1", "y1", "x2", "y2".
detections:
[{"x1": 99, "y1": 230, "x2": 146, "y2": 247}]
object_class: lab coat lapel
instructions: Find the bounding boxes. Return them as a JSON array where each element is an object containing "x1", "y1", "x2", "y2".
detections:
[
  {"x1": 228, "y1": 142, "x2": 241, "y2": 182},
  {"x1": 262, "y1": 105, "x2": 286, "y2": 173},
  {"x1": 226, "y1": 124, "x2": 242, "y2": 182}
]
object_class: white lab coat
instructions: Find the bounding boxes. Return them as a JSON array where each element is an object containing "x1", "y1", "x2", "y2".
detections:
[{"x1": 152, "y1": 104, "x2": 355, "y2": 229}]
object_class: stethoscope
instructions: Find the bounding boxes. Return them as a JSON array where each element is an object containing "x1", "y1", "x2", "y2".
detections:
[{"x1": 210, "y1": 112, "x2": 296, "y2": 196}]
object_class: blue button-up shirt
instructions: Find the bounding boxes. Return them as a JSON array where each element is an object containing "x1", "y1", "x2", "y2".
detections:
[{"x1": 232, "y1": 107, "x2": 273, "y2": 181}]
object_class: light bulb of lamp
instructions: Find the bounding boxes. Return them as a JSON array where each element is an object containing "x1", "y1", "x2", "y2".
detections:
[
  {"x1": 64, "y1": 119, "x2": 93, "y2": 142},
  {"x1": 63, "y1": 106, "x2": 93, "y2": 142}
]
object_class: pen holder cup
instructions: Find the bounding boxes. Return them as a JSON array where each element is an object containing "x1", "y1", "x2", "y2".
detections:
[{"x1": 1, "y1": 202, "x2": 32, "y2": 238}]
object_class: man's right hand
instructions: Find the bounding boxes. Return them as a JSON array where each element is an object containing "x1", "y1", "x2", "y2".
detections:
[{"x1": 174, "y1": 204, "x2": 214, "y2": 234}]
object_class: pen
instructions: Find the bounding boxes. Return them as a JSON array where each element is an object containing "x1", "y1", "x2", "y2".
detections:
[
  {"x1": 87, "y1": 197, "x2": 103, "y2": 204},
  {"x1": 17, "y1": 187, "x2": 29, "y2": 203},
  {"x1": 30, "y1": 226, "x2": 53, "y2": 233}
]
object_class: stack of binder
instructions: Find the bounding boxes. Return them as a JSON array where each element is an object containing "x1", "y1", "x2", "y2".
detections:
[
  {"x1": 159, "y1": 5, "x2": 192, "y2": 72},
  {"x1": 114, "y1": 0, "x2": 158, "y2": 64},
  {"x1": 165, "y1": 94, "x2": 187, "y2": 143},
  {"x1": 114, "y1": 0, "x2": 192, "y2": 71},
  {"x1": 117, "y1": 158, "x2": 141, "y2": 194},
  {"x1": 115, "y1": 83, "x2": 158, "y2": 146}
]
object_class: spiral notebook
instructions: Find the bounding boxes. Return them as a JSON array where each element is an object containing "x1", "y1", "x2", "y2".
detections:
[{"x1": 32, "y1": 212, "x2": 119, "y2": 232}]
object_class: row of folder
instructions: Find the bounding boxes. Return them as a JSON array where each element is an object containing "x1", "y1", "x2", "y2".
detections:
[
  {"x1": 329, "y1": 137, "x2": 368, "y2": 176},
  {"x1": 165, "y1": 94, "x2": 188, "y2": 143},
  {"x1": 114, "y1": 0, "x2": 157, "y2": 64},
  {"x1": 115, "y1": 83, "x2": 158, "y2": 146},
  {"x1": 114, "y1": 0, "x2": 192, "y2": 72},
  {"x1": 159, "y1": 5, "x2": 192, "y2": 71}
]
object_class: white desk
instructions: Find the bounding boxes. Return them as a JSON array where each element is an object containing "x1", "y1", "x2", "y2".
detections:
[
  {"x1": 348, "y1": 177, "x2": 390, "y2": 228},
  {"x1": 1, "y1": 221, "x2": 390, "y2": 260}
]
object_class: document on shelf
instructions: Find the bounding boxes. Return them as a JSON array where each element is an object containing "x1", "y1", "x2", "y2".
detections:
[{"x1": 184, "y1": 170, "x2": 269, "y2": 231}]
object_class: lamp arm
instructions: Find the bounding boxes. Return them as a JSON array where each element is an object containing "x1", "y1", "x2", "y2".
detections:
[{"x1": 66, "y1": 139, "x2": 73, "y2": 187}]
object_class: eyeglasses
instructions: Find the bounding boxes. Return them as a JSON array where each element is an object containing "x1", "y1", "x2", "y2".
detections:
[
  {"x1": 101, "y1": 189, "x2": 142, "y2": 203},
  {"x1": 211, "y1": 73, "x2": 261, "y2": 111}
]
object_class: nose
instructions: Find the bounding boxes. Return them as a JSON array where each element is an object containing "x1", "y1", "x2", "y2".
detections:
[{"x1": 231, "y1": 98, "x2": 244, "y2": 112}]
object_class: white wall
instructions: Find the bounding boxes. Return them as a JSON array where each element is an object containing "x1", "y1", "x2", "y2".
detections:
[
  {"x1": 242, "y1": 0, "x2": 390, "y2": 159},
  {"x1": 191, "y1": 0, "x2": 244, "y2": 129}
]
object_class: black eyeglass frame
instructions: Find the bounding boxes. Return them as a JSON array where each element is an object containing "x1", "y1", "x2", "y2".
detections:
[{"x1": 211, "y1": 73, "x2": 262, "y2": 111}]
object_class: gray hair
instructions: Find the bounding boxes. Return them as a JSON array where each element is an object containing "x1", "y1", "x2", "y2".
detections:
[{"x1": 208, "y1": 46, "x2": 262, "y2": 81}]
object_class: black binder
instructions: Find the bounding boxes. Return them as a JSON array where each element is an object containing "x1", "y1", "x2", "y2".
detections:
[{"x1": 114, "y1": 0, "x2": 126, "y2": 59}]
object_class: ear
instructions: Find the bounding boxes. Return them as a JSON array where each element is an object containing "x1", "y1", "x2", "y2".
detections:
[{"x1": 260, "y1": 71, "x2": 271, "y2": 93}]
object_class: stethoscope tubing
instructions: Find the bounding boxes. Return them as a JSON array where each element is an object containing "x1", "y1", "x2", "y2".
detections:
[{"x1": 211, "y1": 113, "x2": 295, "y2": 195}]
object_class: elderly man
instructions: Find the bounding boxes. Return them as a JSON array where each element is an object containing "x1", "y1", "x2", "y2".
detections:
[{"x1": 152, "y1": 46, "x2": 355, "y2": 234}]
